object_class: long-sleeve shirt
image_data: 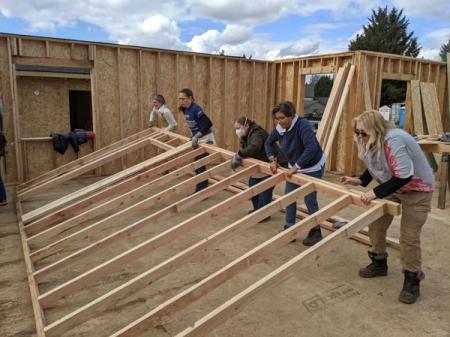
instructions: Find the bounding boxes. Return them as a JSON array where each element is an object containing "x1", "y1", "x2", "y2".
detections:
[
  {"x1": 360, "y1": 128, "x2": 435, "y2": 198},
  {"x1": 265, "y1": 115, "x2": 323, "y2": 170},
  {"x1": 180, "y1": 102, "x2": 212, "y2": 136},
  {"x1": 149, "y1": 104, "x2": 177, "y2": 131}
]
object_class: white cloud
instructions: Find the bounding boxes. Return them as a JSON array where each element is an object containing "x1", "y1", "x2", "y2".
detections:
[
  {"x1": 2, "y1": 0, "x2": 450, "y2": 61},
  {"x1": 393, "y1": 0, "x2": 450, "y2": 20},
  {"x1": 187, "y1": 24, "x2": 252, "y2": 53}
]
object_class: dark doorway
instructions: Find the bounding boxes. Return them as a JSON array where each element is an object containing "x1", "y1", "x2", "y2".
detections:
[{"x1": 69, "y1": 90, "x2": 92, "y2": 131}]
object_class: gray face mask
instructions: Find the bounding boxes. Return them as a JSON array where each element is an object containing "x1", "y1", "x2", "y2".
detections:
[{"x1": 235, "y1": 128, "x2": 246, "y2": 138}]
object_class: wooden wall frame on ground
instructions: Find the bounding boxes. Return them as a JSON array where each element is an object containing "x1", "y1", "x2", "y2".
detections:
[
  {"x1": 0, "y1": 33, "x2": 447, "y2": 184},
  {"x1": 16, "y1": 128, "x2": 400, "y2": 337}
]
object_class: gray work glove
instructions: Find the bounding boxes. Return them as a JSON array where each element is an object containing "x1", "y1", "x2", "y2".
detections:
[
  {"x1": 230, "y1": 154, "x2": 242, "y2": 171},
  {"x1": 191, "y1": 132, "x2": 202, "y2": 149}
]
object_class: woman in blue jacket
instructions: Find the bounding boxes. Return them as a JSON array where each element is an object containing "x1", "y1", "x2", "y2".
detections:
[{"x1": 265, "y1": 101, "x2": 326, "y2": 246}]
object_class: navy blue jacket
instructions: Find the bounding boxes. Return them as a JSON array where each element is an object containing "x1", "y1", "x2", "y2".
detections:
[
  {"x1": 180, "y1": 102, "x2": 212, "y2": 136},
  {"x1": 265, "y1": 116, "x2": 323, "y2": 169}
]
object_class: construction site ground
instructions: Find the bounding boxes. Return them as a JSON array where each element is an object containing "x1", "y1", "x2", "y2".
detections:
[{"x1": 1, "y1": 172, "x2": 449, "y2": 337}]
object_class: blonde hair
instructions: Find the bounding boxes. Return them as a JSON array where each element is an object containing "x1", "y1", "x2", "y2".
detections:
[{"x1": 353, "y1": 109, "x2": 393, "y2": 159}]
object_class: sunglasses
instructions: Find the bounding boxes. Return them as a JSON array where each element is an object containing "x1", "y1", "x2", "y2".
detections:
[{"x1": 354, "y1": 129, "x2": 368, "y2": 137}]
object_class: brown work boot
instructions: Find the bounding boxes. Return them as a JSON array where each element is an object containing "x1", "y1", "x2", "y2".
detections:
[{"x1": 359, "y1": 251, "x2": 388, "y2": 278}]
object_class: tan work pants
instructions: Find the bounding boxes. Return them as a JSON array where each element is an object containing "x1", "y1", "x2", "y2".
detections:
[{"x1": 368, "y1": 191, "x2": 432, "y2": 272}]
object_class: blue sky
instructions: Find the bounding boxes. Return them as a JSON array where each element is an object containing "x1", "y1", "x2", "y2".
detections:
[{"x1": 1, "y1": 1, "x2": 449, "y2": 60}]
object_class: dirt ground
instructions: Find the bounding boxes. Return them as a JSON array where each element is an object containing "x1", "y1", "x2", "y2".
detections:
[{"x1": 1, "y1": 172, "x2": 450, "y2": 337}]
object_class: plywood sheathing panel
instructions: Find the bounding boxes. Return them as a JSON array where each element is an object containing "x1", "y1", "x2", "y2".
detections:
[
  {"x1": 95, "y1": 46, "x2": 121, "y2": 174},
  {"x1": 119, "y1": 48, "x2": 141, "y2": 168},
  {"x1": 20, "y1": 39, "x2": 47, "y2": 58}
]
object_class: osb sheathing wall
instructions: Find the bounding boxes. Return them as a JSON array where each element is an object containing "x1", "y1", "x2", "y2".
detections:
[
  {"x1": 0, "y1": 34, "x2": 277, "y2": 183},
  {"x1": 0, "y1": 33, "x2": 447, "y2": 183},
  {"x1": 274, "y1": 51, "x2": 448, "y2": 173}
]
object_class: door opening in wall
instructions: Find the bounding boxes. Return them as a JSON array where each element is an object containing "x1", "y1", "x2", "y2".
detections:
[{"x1": 69, "y1": 90, "x2": 92, "y2": 131}]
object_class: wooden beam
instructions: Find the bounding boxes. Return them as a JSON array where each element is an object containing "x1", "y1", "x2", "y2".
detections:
[
  {"x1": 18, "y1": 135, "x2": 157, "y2": 200},
  {"x1": 8, "y1": 38, "x2": 24, "y2": 182},
  {"x1": 324, "y1": 65, "x2": 355, "y2": 157},
  {"x1": 173, "y1": 204, "x2": 385, "y2": 337},
  {"x1": 32, "y1": 158, "x2": 243, "y2": 282},
  {"x1": 29, "y1": 156, "x2": 227, "y2": 263},
  {"x1": 15, "y1": 202, "x2": 46, "y2": 337},
  {"x1": 24, "y1": 147, "x2": 204, "y2": 235},
  {"x1": 21, "y1": 142, "x2": 192, "y2": 223},
  {"x1": 108, "y1": 193, "x2": 350, "y2": 337},
  {"x1": 27, "y1": 153, "x2": 222, "y2": 249},
  {"x1": 17, "y1": 128, "x2": 156, "y2": 191},
  {"x1": 13, "y1": 56, "x2": 91, "y2": 68},
  {"x1": 42, "y1": 170, "x2": 284, "y2": 336},
  {"x1": 411, "y1": 80, "x2": 424, "y2": 134}
]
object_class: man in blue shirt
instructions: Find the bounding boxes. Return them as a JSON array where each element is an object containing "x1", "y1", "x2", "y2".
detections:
[
  {"x1": 178, "y1": 88, "x2": 216, "y2": 192},
  {"x1": 265, "y1": 101, "x2": 326, "y2": 246}
]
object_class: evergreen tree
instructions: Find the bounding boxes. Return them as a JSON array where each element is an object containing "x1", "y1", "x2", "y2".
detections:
[
  {"x1": 349, "y1": 6, "x2": 421, "y2": 57},
  {"x1": 313, "y1": 76, "x2": 333, "y2": 97},
  {"x1": 349, "y1": 6, "x2": 420, "y2": 106},
  {"x1": 439, "y1": 39, "x2": 450, "y2": 62}
]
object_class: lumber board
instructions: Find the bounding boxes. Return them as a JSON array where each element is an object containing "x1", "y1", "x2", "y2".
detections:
[
  {"x1": 27, "y1": 153, "x2": 221, "y2": 248},
  {"x1": 18, "y1": 135, "x2": 157, "y2": 200},
  {"x1": 34, "y1": 165, "x2": 261, "y2": 284},
  {"x1": 17, "y1": 127, "x2": 156, "y2": 191},
  {"x1": 24, "y1": 148, "x2": 205, "y2": 235},
  {"x1": 173, "y1": 204, "x2": 385, "y2": 337},
  {"x1": 420, "y1": 82, "x2": 444, "y2": 135},
  {"x1": 108, "y1": 194, "x2": 351, "y2": 337},
  {"x1": 43, "y1": 172, "x2": 285, "y2": 335},
  {"x1": 30, "y1": 157, "x2": 228, "y2": 264},
  {"x1": 316, "y1": 65, "x2": 347, "y2": 146},
  {"x1": 15, "y1": 202, "x2": 46, "y2": 337},
  {"x1": 324, "y1": 65, "x2": 355, "y2": 157},
  {"x1": 411, "y1": 80, "x2": 424, "y2": 135},
  {"x1": 22, "y1": 142, "x2": 192, "y2": 224}
]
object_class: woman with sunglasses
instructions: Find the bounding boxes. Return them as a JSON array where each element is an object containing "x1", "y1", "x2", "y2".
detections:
[
  {"x1": 265, "y1": 101, "x2": 326, "y2": 246},
  {"x1": 231, "y1": 116, "x2": 287, "y2": 217},
  {"x1": 341, "y1": 109, "x2": 434, "y2": 304}
]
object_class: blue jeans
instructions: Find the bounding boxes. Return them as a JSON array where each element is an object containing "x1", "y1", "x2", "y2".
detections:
[
  {"x1": 0, "y1": 175, "x2": 6, "y2": 203},
  {"x1": 248, "y1": 176, "x2": 274, "y2": 210},
  {"x1": 194, "y1": 152, "x2": 209, "y2": 192},
  {"x1": 284, "y1": 166, "x2": 324, "y2": 228}
]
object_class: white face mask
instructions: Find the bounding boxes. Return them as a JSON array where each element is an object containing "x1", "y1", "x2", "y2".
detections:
[
  {"x1": 235, "y1": 128, "x2": 246, "y2": 138},
  {"x1": 276, "y1": 123, "x2": 286, "y2": 134}
]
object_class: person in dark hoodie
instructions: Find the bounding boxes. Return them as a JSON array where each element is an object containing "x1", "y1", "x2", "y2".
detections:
[
  {"x1": 265, "y1": 101, "x2": 326, "y2": 246},
  {"x1": 231, "y1": 116, "x2": 286, "y2": 217},
  {"x1": 178, "y1": 88, "x2": 216, "y2": 192}
]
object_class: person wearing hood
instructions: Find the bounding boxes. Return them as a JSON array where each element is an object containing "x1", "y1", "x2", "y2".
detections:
[{"x1": 265, "y1": 101, "x2": 326, "y2": 245}]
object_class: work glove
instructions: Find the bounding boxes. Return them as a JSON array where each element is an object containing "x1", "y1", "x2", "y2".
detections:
[
  {"x1": 231, "y1": 154, "x2": 242, "y2": 171},
  {"x1": 191, "y1": 132, "x2": 202, "y2": 149}
]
